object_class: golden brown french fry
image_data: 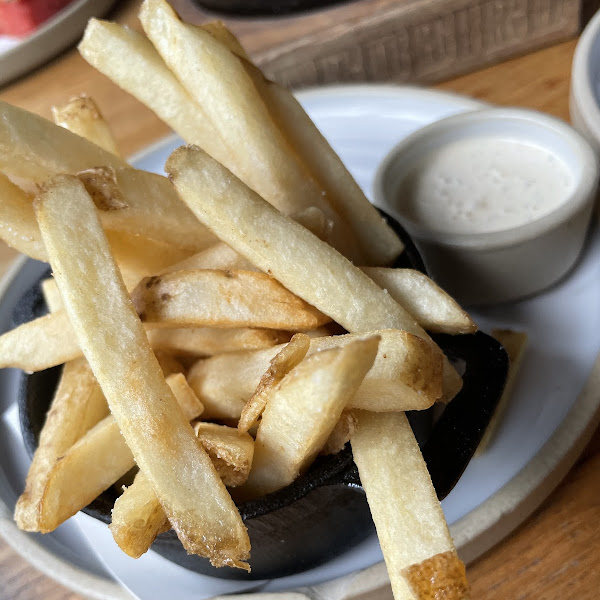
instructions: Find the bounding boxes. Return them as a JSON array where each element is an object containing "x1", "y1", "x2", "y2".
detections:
[
  {"x1": 140, "y1": 0, "x2": 359, "y2": 262},
  {"x1": 351, "y1": 411, "x2": 470, "y2": 600},
  {"x1": 0, "y1": 101, "x2": 215, "y2": 252},
  {"x1": 0, "y1": 174, "x2": 46, "y2": 261},
  {"x1": 52, "y1": 95, "x2": 121, "y2": 156},
  {"x1": 14, "y1": 358, "x2": 109, "y2": 531},
  {"x1": 361, "y1": 267, "x2": 476, "y2": 335},
  {"x1": 0, "y1": 310, "x2": 81, "y2": 370},
  {"x1": 320, "y1": 412, "x2": 357, "y2": 456},
  {"x1": 166, "y1": 145, "x2": 461, "y2": 401},
  {"x1": 110, "y1": 423, "x2": 253, "y2": 558},
  {"x1": 147, "y1": 327, "x2": 289, "y2": 357},
  {"x1": 132, "y1": 270, "x2": 331, "y2": 331},
  {"x1": 38, "y1": 415, "x2": 133, "y2": 533},
  {"x1": 35, "y1": 175, "x2": 249, "y2": 568},
  {"x1": 79, "y1": 19, "x2": 230, "y2": 167},
  {"x1": 240, "y1": 337, "x2": 379, "y2": 499},
  {"x1": 109, "y1": 471, "x2": 170, "y2": 559},
  {"x1": 476, "y1": 329, "x2": 527, "y2": 454},
  {"x1": 193, "y1": 422, "x2": 255, "y2": 487},
  {"x1": 238, "y1": 333, "x2": 310, "y2": 433},
  {"x1": 189, "y1": 329, "x2": 441, "y2": 420},
  {"x1": 41, "y1": 278, "x2": 63, "y2": 312}
]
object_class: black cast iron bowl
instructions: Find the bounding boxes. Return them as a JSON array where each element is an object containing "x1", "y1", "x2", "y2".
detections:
[{"x1": 16, "y1": 211, "x2": 509, "y2": 581}]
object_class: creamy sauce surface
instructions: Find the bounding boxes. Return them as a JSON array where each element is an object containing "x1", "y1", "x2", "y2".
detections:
[{"x1": 396, "y1": 137, "x2": 574, "y2": 235}]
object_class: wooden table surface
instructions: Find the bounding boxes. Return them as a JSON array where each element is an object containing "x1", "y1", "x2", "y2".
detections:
[{"x1": 1, "y1": 1, "x2": 600, "y2": 599}]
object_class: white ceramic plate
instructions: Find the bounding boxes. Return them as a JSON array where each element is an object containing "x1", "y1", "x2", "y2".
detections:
[
  {"x1": 0, "y1": 0, "x2": 116, "y2": 87},
  {"x1": 1, "y1": 84, "x2": 600, "y2": 600}
]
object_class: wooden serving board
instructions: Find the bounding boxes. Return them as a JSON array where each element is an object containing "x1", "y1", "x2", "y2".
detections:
[{"x1": 171, "y1": 0, "x2": 592, "y2": 88}]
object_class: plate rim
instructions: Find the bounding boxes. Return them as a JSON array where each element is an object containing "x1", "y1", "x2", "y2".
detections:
[
  {"x1": 0, "y1": 0, "x2": 117, "y2": 87},
  {"x1": 1, "y1": 83, "x2": 598, "y2": 600}
]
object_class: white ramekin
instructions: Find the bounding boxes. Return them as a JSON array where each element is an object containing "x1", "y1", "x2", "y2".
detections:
[{"x1": 374, "y1": 108, "x2": 599, "y2": 306}]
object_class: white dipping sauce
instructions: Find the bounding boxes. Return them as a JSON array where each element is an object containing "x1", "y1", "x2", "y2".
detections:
[{"x1": 396, "y1": 137, "x2": 574, "y2": 234}]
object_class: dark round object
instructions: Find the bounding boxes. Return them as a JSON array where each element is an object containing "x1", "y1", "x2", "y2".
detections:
[
  {"x1": 16, "y1": 211, "x2": 508, "y2": 580},
  {"x1": 190, "y1": 0, "x2": 350, "y2": 17}
]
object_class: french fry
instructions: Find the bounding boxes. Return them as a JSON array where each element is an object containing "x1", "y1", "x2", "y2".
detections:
[
  {"x1": 0, "y1": 100, "x2": 216, "y2": 252},
  {"x1": 164, "y1": 373, "x2": 204, "y2": 421},
  {"x1": 0, "y1": 310, "x2": 81, "y2": 371},
  {"x1": 320, "y1": 412, "x2": 357, "y2": 456},
  {"x1": 158, "y1": 206, "x2": 330, "y2": 276},
  {"x1": 0, "y1": 307, "x2": 282, "y2": 371},
  {"x1": 105, "y1": 230, "x2": 192, "y2": 290},
  {"x1": 132, "y1": 270, "x2": 330, "y2": 331},
  {"x1": 194, "y1": 423, "x2": 255, "y2": 487},
  {"x1": 38, "y1": 414, "x2": 133, "y2": 533},
  {"x1": 160, "y1": 242, "x2": 252, "y2": 274},
  {"x1": 14, "y1": 358, "x2": 109, "y2": 531},
  {"x1": 34, "y1": 175, "x2": 249, "y2": 568},
  {"x1": 166, "y1": 145, "x2": 461, "y2": 400},
  {"x1": 109, "y1": 471, "x2": 171, "y2": 559},
  {"x1": 52, "y1": 95, "x2": 121, "y2": 156},
  {"x1": 79, "y1": 19, "x2": 230, "y2": 167},
  {"x1": 110, "y1": 423, "x2": 254, "y2": 558},
  {"x1": 240, "y1": 337, "x2": 379, "y2": 499},
  {"x1": 476, "y1": 329, "x2": 527, "y2": 454},
  {"x1": 201, "y1": 21, "x2": 250, "y2": 60},
  {"x1": 238, "y1": 333, "x2": 310, "y2": 433},
  {"x1": 351, "y1": 411, "x2": 469, "y2": 600},
  {"x1": 139, "y1": 0, "x2": 360, "y2": 262},
  {"x1": 41, "y1": 278, "x2": 63, "y2": 313},
  {"x1": 0, "y1": 173, "x2": 46, "y2": 261},
  {"x1": 361, "y1": 267, "x2": 476, "y2": 335},
  {"x1": 147, "y1": 327, "x2": 289, "y2": 357},
  {"x1": 188, "y1": 329, "x2": 442, "y2": 420}
]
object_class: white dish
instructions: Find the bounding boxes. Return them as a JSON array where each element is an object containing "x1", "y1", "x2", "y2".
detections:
[
  {"x1": 374, "y1": 108, "x2": 599, "y2": 305},
  {"x1": 1, "y1": 84, "x2": 600, "y2": 600},
  {"x1": 0, "y1": 0, "x2": 116, "y2": 87},
  {"x1": 570, "y1": 8, "x2": 600, "y2": 153}
]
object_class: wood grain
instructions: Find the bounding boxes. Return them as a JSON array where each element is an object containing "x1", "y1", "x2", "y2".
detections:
[{"x1": 0, "y1": 1, "x2": 599, "y2": 597}]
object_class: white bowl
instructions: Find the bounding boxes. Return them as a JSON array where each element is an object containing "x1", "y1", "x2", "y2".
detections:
[
  {"x1": 374, "y1": 108, "x2": 599, "y2": 305},
  {"x1": 570, "y1": 9, "x2": 600, "y2": 153}
]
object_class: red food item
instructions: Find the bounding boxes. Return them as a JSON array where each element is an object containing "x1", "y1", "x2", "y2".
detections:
[{"x1": 0, "y1": 0, "x2": 74, "y2": 37}]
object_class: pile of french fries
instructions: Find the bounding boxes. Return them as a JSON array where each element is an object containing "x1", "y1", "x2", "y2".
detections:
[{"x1": 0, "y1": 0, "x2": 478, "y2": 596}]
